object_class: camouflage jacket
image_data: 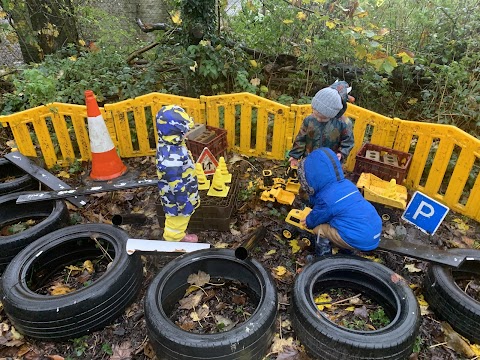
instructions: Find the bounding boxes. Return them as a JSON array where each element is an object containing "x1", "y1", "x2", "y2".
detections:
[{"x1": 288, "y1": 114, "x2": 354, "y2": 162}]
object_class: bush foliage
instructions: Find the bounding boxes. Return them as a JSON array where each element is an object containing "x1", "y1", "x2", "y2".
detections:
[{"x1": 0, "y1": 0, "x2": 479, "y2": 137}]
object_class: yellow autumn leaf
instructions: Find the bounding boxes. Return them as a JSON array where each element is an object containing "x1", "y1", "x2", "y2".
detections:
[
  {"x1": 416, "y1": 294, "x2": 428, "y2": 307},
  {"x1": 407, "y1": 98, "x2": 418, "y2": 105},
  {"x1": 10, "y1": 326, "x2": 24, "y2": 340},
  {"x1": 190, "y1": 311, "x2": 200, "y2": 322},
  {"x1": 68, "y1": 56, "x2": 77, "y2": 62},
  {"x1": 65, "y1": 265, "x2": 83, "y2": 271},
  {"x1": 266, "y1": 249, "x2": 276, "y2": 256},
  {"x1": 83, "y1": 260, "x2": 94, "y2": 274},
  {"x1": 314, "y1": 293, "x2": 332, "y2": 311},
  {"x1": 283, "y1": 19, "x2": 294, "y2": 24},
  {"x1": 78, "y1": 39, "x2": 86, "y2": 46},
  {"x1": 345, "y1": 306, "x2": 355, "y2": 312},
  {"x1": 352, "y1": 26, "x2": 363, "y2": 32},
  {"x1": 356, "y1": 10, "x2": 368, "y2": 18},
  {"x1": 325, "y1": 21, "x2": 336, "y2": 29},
  {"x1": 296, "y1": 11, "x2": 307, "y2": 21},
  {"x1": 213, "y1": 242, "x2": 229, "y2": 248},
  {"x1": 470, "y1": 343, "x2": 480, "y2": 356},
  {"x1": 404, "y1": 263, "x2": 422, "y2": 273},
  {"x1": 360, "y1": 255, "x2": 382, "y2": 263},
  {"x1": 250, "y1": 59, "x2": 258, "y2": 68},
  {"x1": 50, "y1": 285, "x2": 73, "y2": 296},
  {"x1": 274, "y1": 266, "x2": 287, "y2": 276},
  {"x1": 304, "y1": 38, "x2": 312, "y2": 44},
  {"x1": 397, "y1": 51, "x2": 415, "y2": 64},
  {"x1": 171, "y1": 10, "x2": 182, "y2": 25},
  {"x1": 289, "y1": 240, "x2": 300, "y2": 254},
  {"x1": 453, "y1": 218, "x2": 470, "y2": 232}
]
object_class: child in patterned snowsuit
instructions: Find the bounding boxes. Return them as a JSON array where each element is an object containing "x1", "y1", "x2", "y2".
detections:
[
  {"x1": 155, "y1": 105, "x2": 200, "y2": 242},
  {"x1": 298, "y1": 147, "x2": 382, "y2": 256},
  {"x1": 288, "y1": 81, "x2": 354, "y2": 166}
]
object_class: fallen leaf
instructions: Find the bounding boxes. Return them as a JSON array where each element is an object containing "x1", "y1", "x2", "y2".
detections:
[
  {"x1": 179, "y1": 291, "x2": 203, "y2": 310},
  {"x1": 404, "y1": 264, "x2": 422, "y2": 273},
  {"x1": 289, "y1": 240, "x2": 300, "y2": 254},
  {"x1": 265, "y1": 249, "x2": 276, "y2": 256},
  {"x1": 273, "y1": 266, "x2": 287, "y2": 277},
  {"x1": 271, "y1": 335, "x2": 295, "y2": 353},
  {"x1": 48, "y1": 355, "x2": 65, "y2": 360},
  {"x1": 453, "y1": 218, "x2": 469, "y2": 232},
  {"x1": 214, "y1": 315, "x2": 237, "y2": 331},
  {"x1": 276, "y1": 346, "x2": 300, "y2": 359},
  {"x1": 354, "y1": 305, "x2": 369, "y2": 319},
  {"x1": 57, "y1": 171, "x2": 70, "y2": 178},
  {"x1": 314, "y1": 293, "x2": 332, "y2": 311},
  {"x1": 49, "y1": 284, "x2": 73, "y2": 296},
  {"x1": 83, "y1": 260, "x2": 94, "y2": 273},
  {"x1": 442, "y1": 322, "x2": 475, "y2": 358},
  {"x1": 213, "y1": 242, "x2": 229, "y2": 248},
  {"x1": 187, "y1": 271, "x2": 210, "y2": 287},
  {"x1": 110, "y1": 341, "x2": 133, "y2": 360}
]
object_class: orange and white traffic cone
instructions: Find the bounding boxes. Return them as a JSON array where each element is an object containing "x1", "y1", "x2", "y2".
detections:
[{"x1": 85, "y1": 90, "x2": 127, "y2": 181}]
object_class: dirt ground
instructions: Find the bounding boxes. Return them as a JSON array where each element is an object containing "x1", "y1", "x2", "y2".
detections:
[{"x1": 1, "y1": 145, "x2": 479, "y2": 360}]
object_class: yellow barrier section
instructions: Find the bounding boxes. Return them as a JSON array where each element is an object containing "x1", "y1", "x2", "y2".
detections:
[
  {"x1": 104, "y1": 93, "x2": 204, "y2": 158},
  {"x1": 1, "y1": 92, "x2": 479, "y2": 221},
  {"x1": 202, "y1": 93, "x2": 292, "y2": 160}
]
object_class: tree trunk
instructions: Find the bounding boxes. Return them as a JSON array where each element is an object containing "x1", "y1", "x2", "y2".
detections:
[{"x1": 3, "y1": 0, "x2": 78, "y2": 63}]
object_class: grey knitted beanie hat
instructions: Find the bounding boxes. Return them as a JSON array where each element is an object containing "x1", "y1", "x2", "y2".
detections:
[{"x1": 311, "y1": 87, "x2": 343, "y2": 118}]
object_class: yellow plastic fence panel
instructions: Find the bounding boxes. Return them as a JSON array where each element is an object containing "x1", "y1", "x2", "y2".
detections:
[
  {"x1": 105, "y1": 93, "x2": 204, "y2": 158},
  {"x1": 1, "y1": 108, "x2": 38, "y2": 157},
  {"x1": 394, "y1": 120, "x2": 480, "y2": 221},
  {"x1": 202, "y1": 93, "x2": 291, "y2": 160}
]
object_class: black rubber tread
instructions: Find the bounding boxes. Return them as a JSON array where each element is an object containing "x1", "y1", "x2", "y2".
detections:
[
  {"x1": 423, "y1": 248, "x2": 480, "y2": 343},
  {"x1": 0, "y1": 191, "x2": 69, "y2": 272},
  {"x1": 1, "y1": 223, "x2": 143, "y2": 341},
  {"x1": 145, "y1": 248, "x2": 278, "y2": 360},
  {"x1": 0, "y1": 157, "x2": 37, "y2": 195},
  {"x1": 291, "y1": 255, "x2": 421, "y2": 360}
]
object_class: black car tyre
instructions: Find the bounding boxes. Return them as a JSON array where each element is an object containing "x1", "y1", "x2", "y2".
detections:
[
  {"x1": 1, "y1": 223, "x2": 143, "y2": 341},
  {"x1": 0, "y1": 191, "x2": 69, "y2": 272},
  {"x1": 0, "y1": 157, "x2": 37, "y2": 195},
  {"x1": 423, "y1": 248, "x2": 480, "y2": 344},
  {"x1": 292, "y1": 255, "x2": 421, "y2": 360},
  {"x1": 145, "y1": 248, "x2": 278, "y2": 360}
]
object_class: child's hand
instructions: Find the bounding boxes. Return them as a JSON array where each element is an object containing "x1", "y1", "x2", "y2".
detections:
[
  {"x1": 336, "y1": 153, "x2": 342, "y2": 161},
  {"x1": 289, "y1": 157, "x2": 299, "y2": 167},
  {"x1": 300, "y1": 218, "x2": 306, "y2": 227}
]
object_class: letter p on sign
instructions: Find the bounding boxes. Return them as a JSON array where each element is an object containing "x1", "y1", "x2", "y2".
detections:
[{"x1": 402, "y1": 191, "x2": 449, "y2": 235}]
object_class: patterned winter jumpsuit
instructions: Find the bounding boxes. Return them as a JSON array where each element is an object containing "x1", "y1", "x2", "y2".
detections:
[{"x1": 155, "y1": 105, "x2": 200, "y2": 241}]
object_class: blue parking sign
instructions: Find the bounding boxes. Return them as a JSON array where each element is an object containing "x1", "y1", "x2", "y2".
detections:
[{"x1": 402, "y1": 191, "x2": 449, "y2": 235}]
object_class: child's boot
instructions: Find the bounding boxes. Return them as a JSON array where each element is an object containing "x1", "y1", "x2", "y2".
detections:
[{"x1": 315, "y1": 237, "x2": 332, "y2": 257}]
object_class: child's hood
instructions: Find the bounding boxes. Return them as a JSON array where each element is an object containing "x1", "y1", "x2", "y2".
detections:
[
  {"x1": 156, "y1": 105, "x2": 194, "y2": 145},
  {"x1": 299, "y1": 148, "x2": 345, "y2": 193}
]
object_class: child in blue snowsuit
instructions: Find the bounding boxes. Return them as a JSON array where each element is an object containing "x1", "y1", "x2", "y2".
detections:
[
  {"x1": 155, "y1": 105, "x2": 200, "y2": 242},
  {"x1": 298, "y1": 147, "x2": 382, "y2": 256}
]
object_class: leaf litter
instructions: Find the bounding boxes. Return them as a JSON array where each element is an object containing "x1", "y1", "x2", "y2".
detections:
[
  {"x1": 170, "y1": 271, "x2": 256, "y2": 334},
  {"x1": 0, "y1": 155, "x2": 479, "y2": 359}
]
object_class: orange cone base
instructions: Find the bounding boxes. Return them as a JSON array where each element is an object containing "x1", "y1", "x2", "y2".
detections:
[{"x1": 89, "y1": 148, "x2": 128, "y2": 181}]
